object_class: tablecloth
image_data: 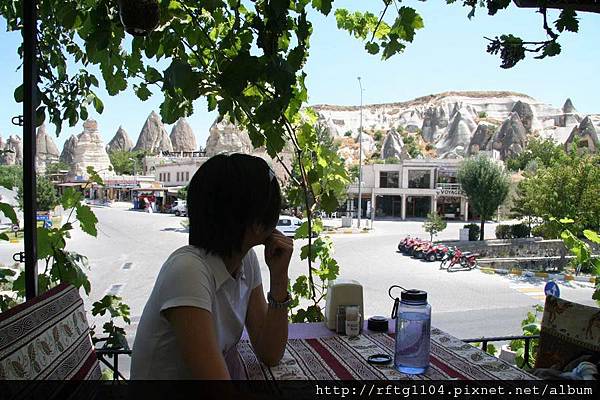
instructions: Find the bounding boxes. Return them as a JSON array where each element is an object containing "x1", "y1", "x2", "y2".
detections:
[{"x1": 237, "y1": 327, "x2": 537, "y2": 380}]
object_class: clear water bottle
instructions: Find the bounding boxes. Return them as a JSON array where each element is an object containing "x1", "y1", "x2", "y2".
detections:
[{"x1": 393, "y1": 289, "x2": 431, "y2": 375}]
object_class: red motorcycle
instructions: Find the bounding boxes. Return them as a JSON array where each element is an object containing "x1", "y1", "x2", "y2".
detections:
[{"x1": 447, "y1": 250, "x2": 479, "y2": 272}]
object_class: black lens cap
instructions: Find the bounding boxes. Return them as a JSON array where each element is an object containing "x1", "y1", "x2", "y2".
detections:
[{"x1": 367, "y1": 354, "x2": 392, "y2": 365}]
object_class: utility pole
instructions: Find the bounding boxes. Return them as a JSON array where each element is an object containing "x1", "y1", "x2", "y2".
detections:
[{"x1": 357, "y1": 77, "x2": 363, "y2": 229}]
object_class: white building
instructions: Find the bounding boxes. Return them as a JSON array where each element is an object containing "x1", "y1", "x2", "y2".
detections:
[
  {"x1": 347, "y1": 159, "x2": 472, "y2": 221},
  {"x1": 144, "y1": 151, "x2": 209, "y2": 189}
]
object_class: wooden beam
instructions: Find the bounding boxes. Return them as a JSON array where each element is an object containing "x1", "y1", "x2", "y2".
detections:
[{"x1": 514, "y1": 0, "x2": 600, "y2": 13}]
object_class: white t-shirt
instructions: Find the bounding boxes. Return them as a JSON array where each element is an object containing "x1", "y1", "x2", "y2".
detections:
[{"x1": 130, "y1": 245, "x2": 262, "y2": 379}]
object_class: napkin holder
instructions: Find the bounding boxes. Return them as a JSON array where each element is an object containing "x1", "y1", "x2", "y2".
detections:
[{"x1": 325, "y1": 279, "x2": 364, "y2": 331}]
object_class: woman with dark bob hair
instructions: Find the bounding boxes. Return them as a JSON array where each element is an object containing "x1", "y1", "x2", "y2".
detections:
[{"x1": 131, "y1": 153, "x2": 293, "y2": 379}]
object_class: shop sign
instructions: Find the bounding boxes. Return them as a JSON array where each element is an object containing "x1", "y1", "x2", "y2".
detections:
[{"x1": 436, "y1": 187, "x2": 464, "y2": 196}]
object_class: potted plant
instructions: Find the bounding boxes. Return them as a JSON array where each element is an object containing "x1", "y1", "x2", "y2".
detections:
[
  {"x1": 118, "y1": 0, "x2": 160, "y2": 36},
  {"x1": 500, "y1": 305, "x2": 542, "y2": 368}
]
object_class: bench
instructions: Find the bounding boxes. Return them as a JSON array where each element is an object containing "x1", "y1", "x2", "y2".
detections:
[{"x1": 0, "y1": 283, "x2": 103, "y2": 380}]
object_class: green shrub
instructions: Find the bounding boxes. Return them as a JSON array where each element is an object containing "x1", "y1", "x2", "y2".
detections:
[
  {"x1": 511, "y1": 223, "x2": 531, "y2": 238},
  {"x1": 464, "y1": 223, "x2": 480, "y2": 241},
  {"x1": 531, "y1": 222, "x2": 561, "y2": 239},
  {"x1": 495, "y1": 224, "x2": 512, "y2": 239},
  {"x1": 478, "y1": 111, "x2": 488, "y2": 119}
]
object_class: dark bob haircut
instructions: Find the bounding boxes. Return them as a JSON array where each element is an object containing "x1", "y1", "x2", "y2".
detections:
[{"x1": 187, "y1": 153, "x2": 281, "y2": 258}]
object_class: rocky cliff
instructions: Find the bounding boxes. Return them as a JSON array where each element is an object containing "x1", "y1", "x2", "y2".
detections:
[
  {"x1": 0, "y1": 135, "x2": 23, "y2": 165},
  {"x1": 311, "y1": 91, "x2": 598, "y2": 163},
  {"x1": 68, "y1": 120, "x2": 113, "y2": 179},
  {"x1": 107, "y1": 126, "x2": 134, "y2": 153},
  {"x1": 35, "y1": 124, "x2": 60, "y2": 173},
  {"x1": 133, "y1": 111, "x2": 173, "y2": 153},
  {"x1": 170, "y1": 118, "x2": 197, "y2": 152}
]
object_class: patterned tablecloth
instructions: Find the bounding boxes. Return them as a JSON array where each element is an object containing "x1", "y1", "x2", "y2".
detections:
[{"x1": 237, "y1": 327, "x2": 537, "y2": 380}]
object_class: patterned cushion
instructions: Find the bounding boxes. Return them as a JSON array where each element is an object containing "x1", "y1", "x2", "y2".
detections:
[
  {"x1": 535, "y1": 295, "x2": 600, "y2": 369},
  {"x1": 0, "y1": 283, "x2": 101, "y2": 380}
]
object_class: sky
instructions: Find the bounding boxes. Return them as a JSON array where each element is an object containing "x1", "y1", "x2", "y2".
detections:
[{"x1": 0, "y1": 0, "x2": 599, "y2": 150}]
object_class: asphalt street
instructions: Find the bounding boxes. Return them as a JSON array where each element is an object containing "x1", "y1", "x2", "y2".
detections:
[{"x1": 0, "y1": 206, "x2": 595, "y2": 368}]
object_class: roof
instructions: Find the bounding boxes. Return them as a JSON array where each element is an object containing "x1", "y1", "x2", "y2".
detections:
[{"x1": 514, "y1": 1, "x2": 600, "y2": 13}]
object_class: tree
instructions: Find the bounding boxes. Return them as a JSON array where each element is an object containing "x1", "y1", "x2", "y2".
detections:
[
  {"x1": 45, "y1": 161, "x2": 70, "y2": 175},
  {"x1": 108, "y1": 150, "x2": 146, "y2": 175},
  {"x1": 17, "y1": 175, "x2": 58, "y2": 212},
  {"x1": 506, "y1": 137, "x2": 565, "y2": 172},
  {"x1": 0, "y1": 165, "x2": 23, "y2": 190},
  {"x1": 458, "y1": 156, "x2": 510, "y2": 240},
  {"x1": 177, "y1": 185, "x2": 188, "y2": 200},
  {"x1": 511, "y1": 150, "x2": 600, "y2": 237},
  {"x1": 423, "y1": 212, "x2": 447, "y2": 241}
]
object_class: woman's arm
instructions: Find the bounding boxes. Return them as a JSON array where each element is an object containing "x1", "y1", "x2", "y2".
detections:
[
  {"x1": 246, "y1": 230, "x2": 292, "y2": 366},
  {"x1": 245, "y1": 283, "x2": 288, "y2": 366},
  {"x1": 163, "y1": 306, "x2": 231, "y2": 379}
]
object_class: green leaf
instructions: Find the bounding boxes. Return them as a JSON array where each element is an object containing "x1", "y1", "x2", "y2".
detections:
[
  {"x1": 583, "y1": 230, "x2": 600, "y2": 244},
  {"x1": 36, "y1": 227, "x2": 54, "y2": 260},
  {"x1": 555, "y1": 9, "x2": 579, "y2": 33},
  {"x1": 61, "y1": 188, "x2": 83, "y2": 210},
  {"x1": 559, "y1": 217, "x2": 574, "y2": 224},
  {"x1": 13, "y1": 84, "x2": 23, "y2": 103},
  {"x1": 0, "y1": 203, "x2": 18, "y2": 224},
  {"x1": 134, "y1": 83, "x2": 152, "y2": 101},
  {"x1": 311, "y1": 0, "x2": 332, "y2": 16},
  {"x1": 35, "y1": 106, "x2": 47, "y2": 126},
  {"x1": 93, "y1": 95, "x2": 104, "y2": 113},
  {"x1": 76, "y1": 204, "x2": 98, "y2": 237},
  {"x1": 0, "y1": 233, "x2": 9, "y2": 241},
  {"x1": 365, "y1": 42, "x2": 379, "y2": 55},
  {"x1": 294, "y1": 219, "x2": 323, "y2": 239},
  {"x1": 0, "y1": 268, "x2": 16, "y2": 281}
]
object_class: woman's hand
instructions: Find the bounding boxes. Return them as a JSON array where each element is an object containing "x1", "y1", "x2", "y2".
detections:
[{"x1": 264, "y1": 230, "x2": 293, "y2": 298}]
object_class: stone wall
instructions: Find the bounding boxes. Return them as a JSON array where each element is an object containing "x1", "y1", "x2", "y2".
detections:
[{"x1": 441, "y1": 238, "x2": 568, "y2": 258}]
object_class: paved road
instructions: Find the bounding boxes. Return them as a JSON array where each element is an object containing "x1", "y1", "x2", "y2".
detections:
[{"x1": 0, "y1": 207, "x2": 595, "y2": 347}]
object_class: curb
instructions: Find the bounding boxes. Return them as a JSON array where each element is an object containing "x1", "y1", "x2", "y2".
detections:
[
  {"x1": 325, "y1": 229, "x2": 371, "y2": 235},
  {"x1": 478, "y1": 266, "x2": 597, "y2": 284}
]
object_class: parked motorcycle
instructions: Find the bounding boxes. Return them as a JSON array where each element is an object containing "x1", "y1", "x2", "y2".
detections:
[
  {"x1": 439, "y1": 247, "x2": 458, "y2": 270},
  {"x1": 447, "y1": 250, "x2": 479, "y2": 272}
]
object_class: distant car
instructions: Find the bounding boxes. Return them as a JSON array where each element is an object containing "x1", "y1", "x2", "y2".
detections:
[
  {"x1": 276, "y1": 216, "x2": 318, "y2": 238},
  {"x1": 172, "y1": 200, "x2": 187, "y2": 217},
  {"x1": 276, "y1": 216, "x2": 303, "y2": 237}
]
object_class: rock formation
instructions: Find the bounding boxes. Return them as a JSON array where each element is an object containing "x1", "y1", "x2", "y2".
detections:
[
  {"x1": 35, "y1": 124, "x2": 60, "y2": 173},
  {"x1": 492, "y1": 112, "x2": 527, "y2": 159},
  {"x1": 565, "y1": 116, "x2": 599, "y2": 153},
  {"x1": 511, "y1": 101, "x2": 535, "y2": 133},
  {"x1": 381, "y1": 129, "x2": 410, "y2": 160},
  {"x1": 421, "y1": 105, "x2": 448, "y2": 143},
  {"x1": 69, "y1": 120, "x2": 113, "y2": 179},
  {"x1": 169, "y1": 118, "x2": 197, "y2": 152},
  {"x1": 60, "y1": 135, "x2": 78, "y2": 165},
  {"x1": 559, "y1": 98, "x2": 581, "y2": 127},
  {"x1": 1, "y1": 135, "x2": 23, "y2": 165},
  {"x1": 133, "y1": 111, "x2": 173, "y2": 153},
  {"x1": 205, "y1": 118, "x2": 254, "y2": 157},
  {"x1": 467, "y1": 124, "x2": 495, "y2": 155},
  {"x1": 107, "y1": 126, "x2": 133, "y2": 153},
  {"x1": 436, "y1": 108, "x2": 477, "y2": 157}
]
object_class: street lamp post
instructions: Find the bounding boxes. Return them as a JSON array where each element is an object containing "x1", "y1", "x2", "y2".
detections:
[{"x1": 357, "y1": 77, "x2": 363, "y2": 229}]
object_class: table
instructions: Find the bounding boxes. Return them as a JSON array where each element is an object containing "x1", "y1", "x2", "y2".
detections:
[{"x1": 232, "y1": 322, "x2": 537, "y2": 380}]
